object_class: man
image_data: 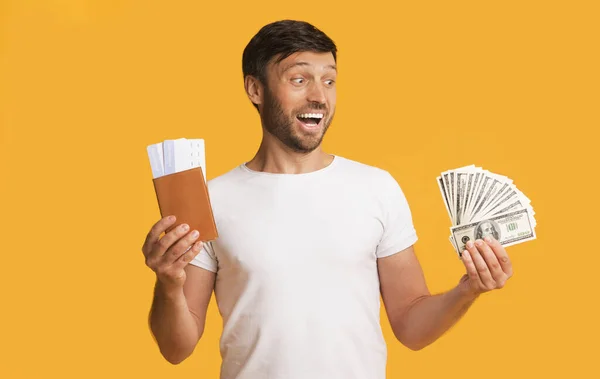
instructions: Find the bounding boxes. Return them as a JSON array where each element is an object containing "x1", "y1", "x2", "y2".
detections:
[
  {"x1": 475, "y1": 219, "x2": 501, "y2": 241},
  {"x1": 141, "y1": 20, "x2": 514, "y2": 379}
]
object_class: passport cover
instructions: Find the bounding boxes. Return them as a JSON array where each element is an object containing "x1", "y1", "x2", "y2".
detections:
[{"x1": 152, "y1": 166, "x2": 218, "y2": 241}]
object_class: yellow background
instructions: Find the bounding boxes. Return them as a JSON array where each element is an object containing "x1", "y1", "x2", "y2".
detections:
[{"x1": 1, "y1": 0, "x2": 598, "y2": 378}]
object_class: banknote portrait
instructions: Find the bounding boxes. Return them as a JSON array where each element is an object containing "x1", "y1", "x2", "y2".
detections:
[{"x1": 475, "y1": 219, "x2": 501, "y2": 240}]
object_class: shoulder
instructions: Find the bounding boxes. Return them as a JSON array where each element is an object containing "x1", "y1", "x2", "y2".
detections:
[
  {"x1": 205, "y1": 165, "x2": 245, "y2": 194},
  {"x1": 335, "y1": 155, "x2": 400, "y2": 187},
  {"x1": 335, "y1": 156, "x2": 411, "y2": 211}
]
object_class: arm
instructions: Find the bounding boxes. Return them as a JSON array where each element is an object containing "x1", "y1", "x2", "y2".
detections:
[
  {"x1": 142, "y1": 216, "x2": 216, "y2": 364},
  {"x1": 149, "y1": 265, "x2": 215, "y2": 364},
  {"x1": 378, "y1": 237, "x2": 512, "y2": 351}
]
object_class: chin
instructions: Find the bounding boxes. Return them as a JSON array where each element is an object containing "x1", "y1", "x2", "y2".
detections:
[{"x1": 290, "y1": 134, "x2": 325, "y2": 153}]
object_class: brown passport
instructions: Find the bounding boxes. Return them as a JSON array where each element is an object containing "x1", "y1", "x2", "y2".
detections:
[{"x1": 152, "y1": 166, "x2": 218, "y2": 241}]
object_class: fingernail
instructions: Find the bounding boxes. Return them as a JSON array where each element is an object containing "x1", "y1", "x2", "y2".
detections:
[
  {"x1": 475, "y1": 240, "x2": 483, "y2": 246},
  {"x1": 180, "y1": 224, "x2": 189, "y2": 231},
  {"x1": 466, "y1": 241, "x2": 474, "y2": 248},
  {"x1": 191, "y1": 230, "x2": 199, "y2": 238},
  {"x1": 484, "y1": 236, "x2": 492, "y2": 243},
  {"x1": 194, "y1": 241, "x2": 203, "y2": 249},
  {"x1": 168, "y1": 215, "x2": 175, "y2": 222}
]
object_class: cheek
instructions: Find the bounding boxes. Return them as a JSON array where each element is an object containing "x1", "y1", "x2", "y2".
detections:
[
  {"x1": 328, "y1": 90, "x2": 337, "y2": 106},
  {"x1": 279, "y1": 91, "x2": 306, "y2": 112}
]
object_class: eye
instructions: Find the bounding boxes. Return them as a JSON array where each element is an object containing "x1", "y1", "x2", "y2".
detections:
[
  {"x1": 292, "y1": 78, "x2": 305, "y2": 84},
  {"x1": 325, "y1": 79, "x2": 335, "y2": 86}
]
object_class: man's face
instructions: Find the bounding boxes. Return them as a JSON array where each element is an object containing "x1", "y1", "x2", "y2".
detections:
[
  {"x1": 480, "y1": 222, "x2": 495, "y2": 238},
  {"x1": 259, "y1": 51, "x2": 337, "y2": 153}
]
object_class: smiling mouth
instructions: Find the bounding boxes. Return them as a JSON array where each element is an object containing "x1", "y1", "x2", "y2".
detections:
[{"x1": 296, "y1": 113, "x2": 324, "y2": 127}]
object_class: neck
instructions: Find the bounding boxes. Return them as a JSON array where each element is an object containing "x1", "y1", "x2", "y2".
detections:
[{"x1": 245, "y1": 139, "x2": 334, "y2": 175}]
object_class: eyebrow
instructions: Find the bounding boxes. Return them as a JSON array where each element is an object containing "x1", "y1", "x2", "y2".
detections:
[{"x1": 282, "y1": 61, "x2": 337, "y2": 73}]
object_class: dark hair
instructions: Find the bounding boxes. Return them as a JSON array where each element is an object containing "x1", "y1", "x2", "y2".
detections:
[{"x1": 242, "y1": 20, "x2": 337, "y2": 107}]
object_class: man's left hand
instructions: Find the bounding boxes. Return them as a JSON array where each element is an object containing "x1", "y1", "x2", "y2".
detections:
[{"x1": 458, "y1": 236, "x2": 513, "y2": 297}]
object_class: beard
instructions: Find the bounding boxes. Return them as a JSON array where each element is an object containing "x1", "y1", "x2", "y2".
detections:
[{"x1": 261, "y1": 86, "x2": 334, "y2": 153}]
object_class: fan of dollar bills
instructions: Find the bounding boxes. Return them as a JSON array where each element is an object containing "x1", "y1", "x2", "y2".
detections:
[{"x1": 437, "y1": 165, "x2": 537, "y2": 256}]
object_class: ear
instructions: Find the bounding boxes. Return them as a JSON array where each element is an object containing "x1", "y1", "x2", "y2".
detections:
[{"x1": 244, "y1": 75, "x2": 264, "y2": 108}]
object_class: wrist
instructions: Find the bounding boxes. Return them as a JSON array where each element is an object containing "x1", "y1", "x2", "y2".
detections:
[
  {"x1": 155, "y1": 278, "x2": 185, "y2": 301},
  {"x1": 456, "y1": 279, "x2": 481, "y2": 302}
]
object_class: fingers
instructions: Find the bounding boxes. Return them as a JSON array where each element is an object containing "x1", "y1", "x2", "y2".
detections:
[
  {"x1": 461, "y1": 250, "x2": 481, "y2": 289},
  {"x1": 142, "y1": 215, "x2": 176, "y2": 257},
  {"x1": 485, "y1": 236, "x2": 513, "y2": 278},
  {"x1": 143, "y1": 217, "x2": 197, "y2": 272},
  {"x1": 162, "y1": 229, "x2": 201, "y2": 265},
  {"x1": 155, "y1": 223, "x2": 192, "y2": 256},
  {"x1": 151, "y1": 234, "x2": 201, "y2": 289},
  {"x1": 462, "y1": 237, "x2": 513, "y2": 294},
  {"x1": 172, "y1": 241, "x2": 204, "y2": 269},
  {"x1": 476, "y1": 239, "x2": 504, "y2": 280},
  {"x1": 465, "y1": 240, "x2": 496, "y2": 289}
]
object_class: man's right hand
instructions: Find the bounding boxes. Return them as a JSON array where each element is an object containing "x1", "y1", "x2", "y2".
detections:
[{"x1": 141, "y1": 215, "x2": 204, "y2": 290}]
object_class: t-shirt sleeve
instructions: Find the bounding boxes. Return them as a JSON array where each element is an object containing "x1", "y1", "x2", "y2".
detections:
[
  {"x1": 189, "y1": 240, "x2": 218, "y2": 272},
  {"x1": 375, "y1": 171, "x2": 418, "y2": 258}
]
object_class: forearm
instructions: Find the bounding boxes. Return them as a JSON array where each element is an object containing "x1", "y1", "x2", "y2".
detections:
[
  {"x1": 393, "y1": 284, "x2": 478, "y2": 350},
  {"x1": 149, "y1": 279, "x2": 200, "y2": 364}
]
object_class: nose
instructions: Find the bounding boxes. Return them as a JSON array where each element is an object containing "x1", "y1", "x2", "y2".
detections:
[{"x1": 306, "y1": 81, "x2": 327, "y2": 105}]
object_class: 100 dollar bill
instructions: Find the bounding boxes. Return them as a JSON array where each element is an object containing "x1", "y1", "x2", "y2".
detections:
[{"x1": 450, "y1": 208, "x2": 536, "y2": 255}]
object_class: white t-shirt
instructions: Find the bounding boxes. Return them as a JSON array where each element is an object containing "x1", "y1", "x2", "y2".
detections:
[{"x1": 190, "y1": 154, "x2": 418, "y2": 379}]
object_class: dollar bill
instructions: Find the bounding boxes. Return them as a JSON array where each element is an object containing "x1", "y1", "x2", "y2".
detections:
[
  {"x1": 437, "y1": 165, "x2": 537, "y2": 255},
  {"x1": 437, "y1": 175, "x2": 452, "y2": 221},
  {"x1": 442, "y1": 172, "x2": 454, "y2": 223},
  {"x1": 480, "y1": 188, "x2": 518, "y2": 217},
  {"x1": 466, "y1": 174, "x2": 490, "y2": 222},
  {"x1": 456, "y1": 172, "x2": 469, "y2": 225},
  {"x1": 451, "y1": 208, "x2": 536, "y2": 255},
  {"x1": 463, "y1": 171, "x2": 482, "y2": 222}
]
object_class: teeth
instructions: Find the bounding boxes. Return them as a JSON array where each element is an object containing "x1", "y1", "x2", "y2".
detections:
[{"x1": 298, "y1": 113, "x2": 324, "y2": 119}]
